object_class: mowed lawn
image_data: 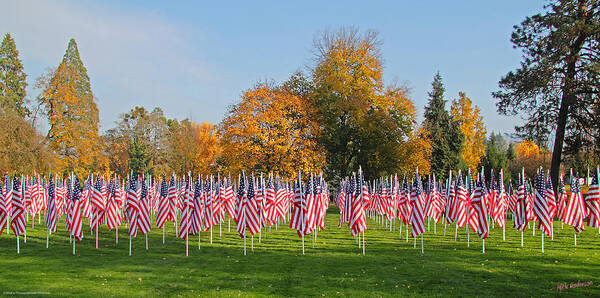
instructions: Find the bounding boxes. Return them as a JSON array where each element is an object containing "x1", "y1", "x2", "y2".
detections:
[{"x1": 0, "y1": 206, "x2": 599, "y2": 297}]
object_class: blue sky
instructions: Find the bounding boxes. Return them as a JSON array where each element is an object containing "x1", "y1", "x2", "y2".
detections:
[{"x1": 1, "y1": 0, "x2": 545, "y2": 135}]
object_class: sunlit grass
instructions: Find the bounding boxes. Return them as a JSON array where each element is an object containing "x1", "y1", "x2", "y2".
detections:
[{"x1": 0, "y1": 206, "x2": 598, "y2": 297}]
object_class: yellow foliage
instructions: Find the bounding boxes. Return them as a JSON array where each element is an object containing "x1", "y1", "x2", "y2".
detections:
[
  {"x1": 451, "y1": 92, "x2": 487, "y2": 170},
  {"x1": 220, "y1": 84, "x2": 325, "y2": 178},
  {"x1": 41, "y1": 63, "x2": 106, "y2": 178},
  {"x1": 515, "y1": 139, "x2": 541, "y2": 158},
  {"x1": 168, "y1": 120, "x2": 220, "y2": 176},
  {"x1": 397, "y1": 127, "x2": 432, "y2": 175}
]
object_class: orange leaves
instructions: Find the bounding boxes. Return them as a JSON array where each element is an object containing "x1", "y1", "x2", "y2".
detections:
[
  {"x1": 515, "y1": 140, "x2": 541, "y2": 158},
  {"x1": 451, "y1": 92, "x2": 487, "y2": 170},
  {"x1": 220, "y1": 84, "x2": 325, "y2": 178}
]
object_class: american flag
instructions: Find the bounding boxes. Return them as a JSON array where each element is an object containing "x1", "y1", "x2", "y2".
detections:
[
  {"x1": 397, "y1": 174, "x2": 411, "y2": 225},
  {"x1": 178, "y1": 179, "x2": 193, "y2": 239},
  {"x1": 0, "y1": 174, "x2": 10, "y2": 234},
  {"x1": 513, "y1": 171, "x2": 528, "y2": 231},
  {"x1": 237, "y1": 173, "x2": 260, "y2": 237},
  {"x1": 563, "y1": 173, "x2": 586, "y2": 233},
  {"x1": 410, "y1": 170, "x2": 425, "y2": 237},
  {"x1": 492, "y1": 170, "x2": 507, "y2": 227},
  {"x1": 290, "y1": 176, "x2": 305, "y2": 236},
  {"x1": 348, "y1": 174, "x2": 367, "y2": 237},
  {"x1": 156, "y1": 175, "x2": 171, "y2": 228},
  {"x1": 455, "y1": 173, "x2": 469, "y2": 228},
  {"x1": 556, "y1": 175, "x2": 568, "y2": 221},
  {"x1": 70, "y1": 176, "x2": 84, "y2": 241},
  {"x1": 46, "y1": 174, "x2": 57, "y2": 233},
  {"x1": 137, "y1": 179, "x2": 151, "y2": 235},
  {"x1": 585, "y1": 167, "x2": 600, "y2": 229},
  {"x1": 105, "y1": 176, "x2": 122, "y2": 231},
  {"x1": 191, "y1": 177, "x2": 204, "y2": 234},
  {"x1": 469, "y1": 174, "x2": 488, "y2": 239},
  {"x1": 533, "y1": 169, "x2": 552, "y2": 236},
  {"x1": 10, "y1": 176, "x2": 26, "y2": 236},
  {"x1": 126, "y1": 178, "x2": 140, "y2": 237}
]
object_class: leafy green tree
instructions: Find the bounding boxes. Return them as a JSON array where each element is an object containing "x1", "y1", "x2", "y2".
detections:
[
  {"x1": 128, "y1": 138, "x2": 150, "y2": 177},
  {"x1": 423, "y1": 72, "x2": 464, "y2": 179},
  {"x1": 481, "y1": 133, "x2": 511, "y2": 183},
  {"x1": 104, "y1": 106, "x2": 169, "y2": 177},
  {"x1": 0, "y1": 33, "x2": 28, "y2": 117},
  {"x1": 493, "y1": 0, "x2": 600, "y2": 188}
]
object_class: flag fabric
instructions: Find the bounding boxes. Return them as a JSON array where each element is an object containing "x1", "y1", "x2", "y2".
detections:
[
  {"x1": 398, "y1": 174, "x2": 411, "y2": 225},
  {"x1": 137, "y1": 180, "x2": 151, "y2": 235},
  {"x1": 290, "y1": 177, "x2": 306, "y2": 236},
  {"x1": 455, "y1": 174, "x2": 469, "y2": 228},
  {"x1": 126, "y1": 179, "x2": 140, "y2": 237},
  {"x1": 70, "y1": 176, "x2": 84, "y2": 241},
  {"x1": 410, "y1": 170, "x2": 425, "y2": 237},
  {"x1": 492, "y1": 171, "x2": 507, "y2": 227},
  {"x1": 513, "y1": 172, "x2": 528, "y2": 232},
  {"x1": 236, "y1": 174, "x2": 260, "y2": 237},
  {"x1": 469, "y1": 175, "x2": 489, "y2": 239},
  {"x1": 156, "y1": 176, "x2": 172, "y2": 228},
  {"x1": 0, "y1": 174, "x2": 11, "y2": 235},
  {"x1": 105, "y1": 178, "x2": 123, "y2": 230},
  {"x1": 178, "y1": 179, "x2": 193, "y2": 239},
  {"x1": 348, "y1": 175, "x2": 367, "y2": 237},
  {"x1": 585, "y1": 168, "x2": 600, "y2": 229},
  {"x1": 46, "y1": 175, "x2": 57, "y2": 233},
  {"x1": 563, "y1": 174, "x2": 586, "y2": 233},
  {"x1": 533, "y1": 169, "x2": 552, "y2": 237},
  {"x1": 556, "y1": 175, "x2": 568, "y2": 221},
  {"x1": 10, "y1": 176, "x2": 26, "y2": 236}
]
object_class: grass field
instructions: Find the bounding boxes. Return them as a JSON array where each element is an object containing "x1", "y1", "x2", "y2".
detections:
[{"x1": 0, "y1": 206, "x2": 599, "y2": 297}]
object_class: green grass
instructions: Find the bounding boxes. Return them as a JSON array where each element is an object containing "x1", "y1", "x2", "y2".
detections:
[{"x1": 0, "y1": 206, "x2": 599, "y2": 297}]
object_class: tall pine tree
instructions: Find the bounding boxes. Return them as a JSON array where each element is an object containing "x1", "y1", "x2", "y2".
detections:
[
  {"x1": 0, "y1": 33, "x2": 28, "y2": 117},
  {"x1": 40, "y1": 38, "x2": 105, "y2": 177},
  {"x1": 423, "y1": 72, "x2": 463, "y2": 179}
]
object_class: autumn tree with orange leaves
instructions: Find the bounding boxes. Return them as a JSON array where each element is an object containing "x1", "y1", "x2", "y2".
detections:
[
  {"x1": 39, "y1": 39, "x2": 106, "y2": 178},
  {"x1": 311, "y1": 27, "x2": 426, "y2": 182},
  {"x1": 219, "y1": 82, "x2": 325, "y2": 178},
  {"x1": 451, "y1": 92, "x2": 487, "y2": 170}
]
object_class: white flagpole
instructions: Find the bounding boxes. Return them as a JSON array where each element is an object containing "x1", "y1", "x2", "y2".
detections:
[
  {"x1": 421, "y1": 234, "x2": 424, "y2": 255},
  {"x1": 73, "y1": 236, "x2": 76, "y2": 255},
  {"x1": 116, "y1": 226, "x2": 119, "y2": 244},
  {"x1": 145, "y1": 234, "x2": 148, "y2": 250},
  {"x1": 16, "y1": 234, "x2": 20, "y2": 254},
  {"x1": 251, "y1": 235, "x2": 254, "y2": 251},
  {"x1": 541, "y1": 233, "x2": 544, "y2": 253},
  {"x1": 128, "y1": 235, "x2": 132, "y2": 256},
  {"x1": 363, "y1": 231, "x2": 365, "y2": 255},
  {"x1": 482, "y1": 239, "x2": 485, "y2": 254},
  {"x1": 243, "y1": 235, "x2": 246, "y2": 255},
  {"x1": 46, "y1": 228, "x2": 49, "y2": 248},
  {"x1": 162, "y1": 226, "x2": 165, "y2": 244},
  {"x1": 95, "y1": 224, "x2": 98, "y2": 249},
  {"x1": 574, "y1": 232, "x2": 577, "y2": 246},
  {"x1": 521, "y1": 231, "x2": 523, "y2": 247}
]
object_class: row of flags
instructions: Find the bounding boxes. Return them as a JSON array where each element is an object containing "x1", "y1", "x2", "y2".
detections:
[
  {"x1": 336, "y1": 166, "x2": 600, "y2": 253},
  {"x1": 0, "y1": 170, "x2": 329, "y2": 255}
]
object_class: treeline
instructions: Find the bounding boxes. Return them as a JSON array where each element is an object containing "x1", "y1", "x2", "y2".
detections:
[{"x1": 2, "y1": 2, "x2": 599, "y2": 185}]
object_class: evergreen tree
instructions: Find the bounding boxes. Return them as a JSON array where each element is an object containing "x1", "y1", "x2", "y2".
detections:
[
  {"x1": 481, "y1": 133, "x2": 510, "y2": 183},
  {"x1": 128, "y1": 138, "x2": 150, "y2": 177},
  {"x1": 0, "y1": 33, "x2": 28, "y2": 117},
  {"x1": 40, "y1": 38, "x2": 105, "y2": 177},
  {"x1": 423, "y1": 72, "x2": 464, "y2": 179}
]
